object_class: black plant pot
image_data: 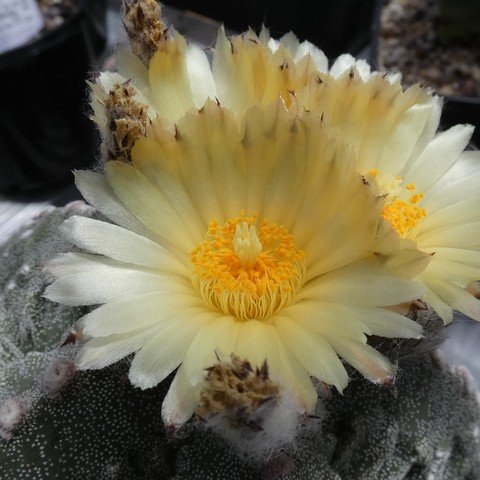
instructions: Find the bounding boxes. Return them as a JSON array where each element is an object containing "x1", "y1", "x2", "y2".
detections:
[
  {"x1": 442, "y1": 96, "x2": 480, "y2": 148},
  {"x1": 370, "y1": 0, "x2": 480, "y2": 147},
  {"x1": 164, "y1": 0, "x2": 376, "y2": 58},
  {"x1": 0, "y1": 0, "x2": 107, "y2": 194}
]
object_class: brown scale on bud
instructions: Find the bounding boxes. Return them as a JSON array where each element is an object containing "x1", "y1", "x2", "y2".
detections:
[
  {"x1": 123, "y1": 0, "x2": 168, "y2": 65},
  {"x1": 196, "y1": 354, "x2": 280, "y2": 431},
  {"x1": 104, "y1": 82, "x2": 149, "y2": 161}
]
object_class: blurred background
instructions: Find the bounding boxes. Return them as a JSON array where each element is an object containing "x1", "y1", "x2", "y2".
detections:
[{"x1": 0, "y1": 0, "x2": 479, "y2": 380}]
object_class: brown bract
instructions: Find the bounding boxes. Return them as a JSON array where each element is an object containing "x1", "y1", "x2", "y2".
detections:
[
  {"x1": 123, "y1": 0, "x2": 168, "y2": 65},
  {"x1": 196, "y1": 355, "x2": 280, "y2": 431},
  {"x1": 104, "y1": 82, "x2": 149, "y2": 161}
]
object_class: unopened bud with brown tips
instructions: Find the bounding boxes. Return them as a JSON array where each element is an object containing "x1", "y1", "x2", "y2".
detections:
[
  {"x1": 104, "y1": 82, "x2": 149, "y2": 161},
  {"x1": 123, "y1": 0, "x2": 168, "y2": 65}
]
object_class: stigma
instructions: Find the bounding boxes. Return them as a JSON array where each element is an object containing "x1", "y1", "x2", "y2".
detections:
[{"x1": 232, "y1": 222, "x2": 262, "y2": 270}]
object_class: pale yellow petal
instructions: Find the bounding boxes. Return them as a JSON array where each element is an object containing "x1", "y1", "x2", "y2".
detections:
[
  {"x1": 236, "y1": 320, "x2": 318, "y2": 411},
  {"x1": 417, "y1": 221, "x2": 480, "y2": 249},
  {"x1": 241, "y1": 100, "x2": 294, "y2": 218},
  {"x1": 60, "y1": 215, "x2": 188, "y2": 275},
  {"x1": 213, "y1": 27, "x2": 254, "y2": 113},
  {"x1": 74, "y1": 170, "x2": 158, "y2": 242},
  {"x1": 272, "y1": 330, "x2": 318, "y2": 412},
  {"x1": 131, "y1": 136, "x2": 207, "y2": 238},
  {"x1": 186, "y1": 43, "x2": 217, "y2": 107},
  {"x1": 425, "y1": 169, "x2": 480, "y2": 215},
  {"x1": 424, "y1": 273, "x2": 480, "y2": 321},
  {"x1": 44, "y1": 253, "x2": 191, "y2": 306},
  {"x1": 283, "y1": 301, "x2": 370, "y2": 341},
  {"x1": 212, "y1": 28, "x2": 286, "y2": 115},
  {"x1": 428, "y1": 258, "x2": 480, "y2": 283},
  {"x1": 433, "y1": 247, "x2": 480, "y2": 269},
  {"x1": 77, "y1": 292, "x2": 203, "y2": 337},
  {"x1": 300, "y1": 258, "x2": 424, "y2": 307},
  {"x1": 161, "y1": 317, "x2": 237, "y2": 427},
  {"x1": 116, "y1": 45, "x2": 157, "y2": 108},
  {"x1": 174, "y1": 100, "x2": 247, "y2": 219},
  {"x1": 77, "y1": 327, "x2": 157, "y2": 370},
  {"x1": 327, "y1": 338, "x2": 395, "y2": 384},
  {"x1": 354, "y1": 307, "x2": 422, "y2": 339},
  {"x1": 148, "y1": 32, "x2": 196, "y2": 121},
  {"x1": 274, "y1": 316, "x2": 349, "y2": 392},
  {"x1": 162, "y1": 362, "x2": 201, "y2": 427},
  {"x1": 329, "y1": 54, "x2": 371, "y2": 80},
  {"x1": 106, "y1": 161, "x2": 199, "y2": 253},
  {"x1": 424, "y1": 291, "x2": 453, "y2": 323},
  {"x1": 403, "y1": 124, "x2": 474, "y2": 193},
  {"x1": 182, "y1": 316, "x2": 237, "y2": 385},
  {"x1": 401, "y1": 96, "x2": 443, "y2": 172},
  {"x1": 369, "y1": 103, "x2": 433, "y2": 176},
  {"x1": 294, "y1": 40, "x2": 328, "y2": 71},
  {"x1": 128, "y1": 312, "x2": 214, "y2": 389}
]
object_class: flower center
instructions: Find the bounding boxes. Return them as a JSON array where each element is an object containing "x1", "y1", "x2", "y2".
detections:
[
  {"x1": 190, "y1": 212, "x2": 305, "y2": 321},
  {"x1": 366, "y1": 169, "x2": 427, "y2": 237}
]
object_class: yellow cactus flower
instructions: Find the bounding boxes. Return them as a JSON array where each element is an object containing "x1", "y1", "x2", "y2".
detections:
[
  {"x1": 90, "y1": 2, "x2": 404, "y2": 145},
  {"x1": 46, "y1": 0, "x2": 480, "y2": 436},
  {"x1": 355, "y1": 97, "x2": 479, "y2": 323},
  {"x1": 45, "y1": 101, "x2": 425, "y2": 427}
]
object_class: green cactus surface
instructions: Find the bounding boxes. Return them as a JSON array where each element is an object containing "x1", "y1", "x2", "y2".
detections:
[
  {"x1": 0, "y1": 203, "x2": 172, "y2": 479},
  {"x1": 0, "y1": 202, "x2": 95, "y2": 365}
]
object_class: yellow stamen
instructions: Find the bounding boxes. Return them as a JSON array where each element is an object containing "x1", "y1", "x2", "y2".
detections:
[
  {"x1": 190, "y1": 213, "x2": 305, "y2": 321},
  {"x1": 410, "y1": 192, "x2": 425, "y2": 204},
  {"x1": 382, "y1": 199, "x2": 427, "y2": 237},
  {"x1": 368, "y1": 170, "x2": 427, "y2": 237}
]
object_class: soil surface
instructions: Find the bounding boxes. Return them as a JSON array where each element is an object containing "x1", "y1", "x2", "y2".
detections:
[{"x1": 378, "y1": 0, "x2": 480, "y2": 98}]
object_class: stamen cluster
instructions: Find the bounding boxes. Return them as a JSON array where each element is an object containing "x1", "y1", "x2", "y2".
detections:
[{"x1": 190, "y1": 213, "x2": 305, "y2": 320}]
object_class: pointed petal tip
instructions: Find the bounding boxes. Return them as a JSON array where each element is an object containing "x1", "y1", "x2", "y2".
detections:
[
  {"x1": 161, "y1": 398, "x2": 194, "y2": 429},
  {"x1": 128, "y1": 369, "x2": 157, "y2": 391},
  {"x1": 42, "y1": 283, "x2": 56, "y2": 301}
]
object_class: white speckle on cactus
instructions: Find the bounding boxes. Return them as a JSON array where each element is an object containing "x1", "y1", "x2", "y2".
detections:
[{"x1": 0, "y1": 397, "x2": 31, "y2": 441}]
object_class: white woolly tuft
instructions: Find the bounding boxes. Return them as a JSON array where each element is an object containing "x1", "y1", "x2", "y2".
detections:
[
  {"x1": 40, "y1": 359, "x2": 76, "y2": 397},
  {"x1": 198, "y1": 390, "x2": 325, "y2": 463},
  {"x1": 0, "y1": 397, "x2": 32, "y2": 441}
]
